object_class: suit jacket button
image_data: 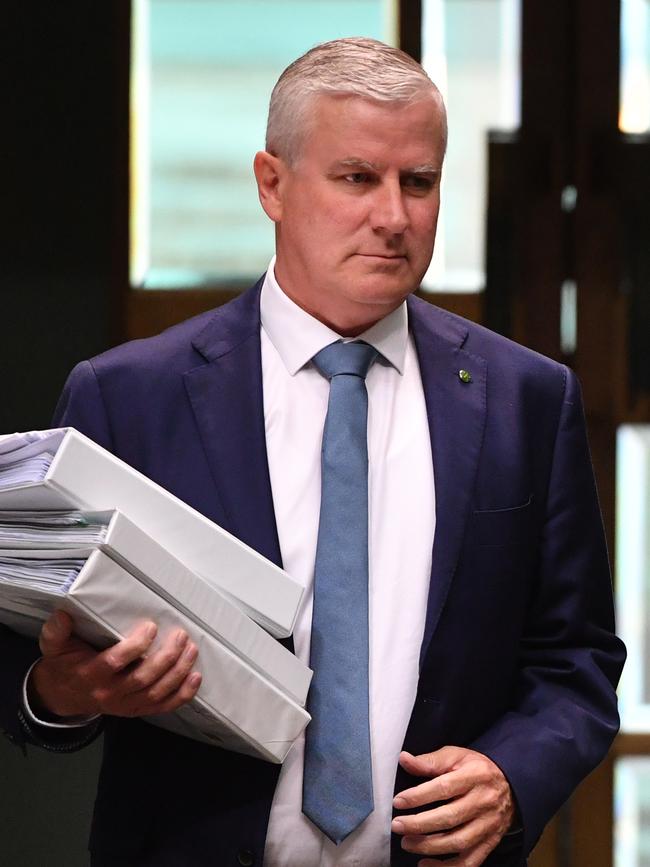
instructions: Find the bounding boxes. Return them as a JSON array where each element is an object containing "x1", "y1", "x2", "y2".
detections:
[{"x1": 237, "y1": 850, "x2": 255, "y2": 866}]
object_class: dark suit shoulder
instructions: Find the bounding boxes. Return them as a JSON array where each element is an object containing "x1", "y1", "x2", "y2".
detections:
[
  {"x1": 409, "y1": 295, "x2": 568, "y2": 397},
  {"x1": 88, "y1": 278, "x2": 264, "y2": 382}
]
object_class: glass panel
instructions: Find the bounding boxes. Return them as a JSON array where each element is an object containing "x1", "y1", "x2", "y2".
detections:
[
  {"x1": 421, "y1": 0, "x2": 520, "y2": 293},
  {"x1": 131, "y1": 0, "x2": 397, "y2": 289},
  {"x1": 615, "y1": 757, "x2": 650, "y2": 866},
  {"x1": 616, "y1": 425, "x2": 650, "y2": 731},
  {"x1": 620, "y1": 0, "x2": 650, "y2": 133}
]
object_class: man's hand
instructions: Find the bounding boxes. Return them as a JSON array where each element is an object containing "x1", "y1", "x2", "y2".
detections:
[
  {"x1": 29, "y1": 610, "x2": 202, "y2": 720},
  {"x1": 391, "y1": 746, "x2": 515, "y2": 867}
]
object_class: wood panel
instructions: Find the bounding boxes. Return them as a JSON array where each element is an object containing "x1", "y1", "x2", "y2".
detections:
[{"x1": 127, "y1": 287, "x2": 484, "y2": 342}]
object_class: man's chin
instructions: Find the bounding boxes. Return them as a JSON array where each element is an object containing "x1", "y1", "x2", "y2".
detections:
[{"x1": 349, "y1": 277, "x2": 418, "y2": 306}]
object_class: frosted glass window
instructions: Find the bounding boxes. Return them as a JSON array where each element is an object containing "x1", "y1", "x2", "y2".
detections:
[
  {"x1": 615, "y1": 758, "x2": 650, "y2": 867},
  {"x1": 621, "y1": 0, "x2": 650, "y2": 133},
  {"x1": 617, "y1": 425, "x2": 650, "y2": 731},
  {"x1": 421, "y1": 0, "x2": 520, "y2": 293},
  {"x1": 130, "y1": 0, "x2": 396, "y2": 289}
]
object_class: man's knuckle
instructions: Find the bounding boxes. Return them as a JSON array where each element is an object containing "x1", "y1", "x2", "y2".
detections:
[
  {"x1": 104, "y1": 652, "x2": 124, "y2": 673},
  {"x1": 158, "y1": 694, "x2": 183, "y2": 714},
  {"x1": 147, "y1": 683, "x2": 169, "y2": 704},
  {"x1": 159, "y1": 648, "x2": 179, "y2": 669},
  {"x1": 127, "y1": 669, "x2": 147, "y2": 691},
  {"x1": 178, "y1": 682, "x2": 198, "y2": 704},
  {"x1": 176, "y1": 685, "x2": 194, "y2": 704},
  {"x1": 91, "y1": 687, "x2": 109, "y2": 709},
  {"x1": 450, "y1": 829, "x2": 468, "y2": 851},
  {"x1": 178, "y1": 654, "x2": 195, "y2": 676}
]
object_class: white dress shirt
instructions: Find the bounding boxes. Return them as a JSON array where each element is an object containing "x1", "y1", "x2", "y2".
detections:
[{"x1": 262, "y1": 260, "x2": 436, "y2": 867}]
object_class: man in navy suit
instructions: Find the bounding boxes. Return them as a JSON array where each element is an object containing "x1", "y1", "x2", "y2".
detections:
[{"x1": 1, "y1": 38, "x2": 624, "y2": 866}]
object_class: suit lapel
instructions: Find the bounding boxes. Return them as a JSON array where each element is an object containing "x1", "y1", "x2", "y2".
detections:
[
  {"x1": 183, "y1": 281, "x2": 283, "y2": 570},
  {"x1": 408, "y1": 297, "x2": 487, "y2": 666}
]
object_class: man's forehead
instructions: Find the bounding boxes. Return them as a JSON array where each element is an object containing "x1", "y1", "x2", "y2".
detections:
[{"x1": 293, "y1": 92, "x2": 446, "y2": 169}]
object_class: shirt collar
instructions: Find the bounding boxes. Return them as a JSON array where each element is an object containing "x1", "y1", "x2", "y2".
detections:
[{"x1": 260, "y1": 257, "x2": 408, "y2": 376}]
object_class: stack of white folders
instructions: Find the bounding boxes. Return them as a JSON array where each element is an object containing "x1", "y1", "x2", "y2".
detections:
[
  {"x1": 0, "y1": 429, "x2": 312, "y2": 763},
  {"x1": 0, "y1": 428, "x2": 303, "y2": 638},
  {"x1": 0, "y1": 509, "x2": 311, "y2": 763}
]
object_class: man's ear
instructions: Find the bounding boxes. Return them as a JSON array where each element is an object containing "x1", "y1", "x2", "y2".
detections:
[{"x1": 254, "y1": 151, "x2": 287, "y2": 223}]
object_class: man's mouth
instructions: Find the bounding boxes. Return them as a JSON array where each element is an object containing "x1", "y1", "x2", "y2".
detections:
[{"x1": 357, "y1": 253, "x2": 407, "y2": 260}]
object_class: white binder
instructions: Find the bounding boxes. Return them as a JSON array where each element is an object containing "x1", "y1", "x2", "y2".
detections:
[
  {"x1": 0, "y1": 546, "x2": 310, "y2": 763},
  {"x1": 0, "y1": 428, "x2": 303, "y2": 638}
]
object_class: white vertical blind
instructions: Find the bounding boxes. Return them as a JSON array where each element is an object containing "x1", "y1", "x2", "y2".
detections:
[
  {"x1": 421, "y1": 0, "x2": 520, "y2": 293},
  {"x1": 620, "y1": 0, "x2": 650, "y2": 133},
  {"x1": 616, "y1": 425, "x2": 650, "y2": 732},
  {"x1": 130, "y1": 0, "x2": 395, "y2": 289}
]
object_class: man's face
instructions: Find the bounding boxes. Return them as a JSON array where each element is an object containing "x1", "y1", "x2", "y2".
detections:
[{"x1": 257, "y1": 92, "x2": 446, "y2": 334}]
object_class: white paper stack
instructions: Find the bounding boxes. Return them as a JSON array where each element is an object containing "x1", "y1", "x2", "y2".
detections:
[
  {"x1": 0, "y1": 428, "x2": 302, "y2": 638},
  {"x1": 0, "y1": 509, "x2": 311, "y2": 762}
]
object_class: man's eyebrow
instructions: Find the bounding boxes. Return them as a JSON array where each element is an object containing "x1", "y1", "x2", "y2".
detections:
[
  {"x1": 406, "y1": 164, "x2": 440, "y2": 175},
  {"x1": 329, "y1": 158, "x2": 383, "y2": 172},
  {"x1": 328, "y1": 158, "x2": 439, "y2": 175}
]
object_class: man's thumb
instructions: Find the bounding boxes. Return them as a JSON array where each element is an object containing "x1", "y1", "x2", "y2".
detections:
[{"x1": 39, "y1": 610, "x2": 73, "y2": 654}]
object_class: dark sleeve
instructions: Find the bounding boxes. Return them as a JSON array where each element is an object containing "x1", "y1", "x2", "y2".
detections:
[
  {"x1": 0, "y1": 360, "x2": 112, "y2": 752},
  {"x1": 469, "y1": 367, "x2": 626, "y2": 855},
  {"x1": 52, "y1": 359, "x2": 115, "y2": 448}
]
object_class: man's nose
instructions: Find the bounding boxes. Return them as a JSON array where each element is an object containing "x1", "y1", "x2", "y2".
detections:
[{"x1": 370, "y1": 181, "x2": 409, "y2": 235}]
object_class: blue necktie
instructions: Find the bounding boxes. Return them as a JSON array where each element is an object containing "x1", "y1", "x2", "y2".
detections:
[{"x1": 302, "y1": 340, "x2": 377, "y2": 844}]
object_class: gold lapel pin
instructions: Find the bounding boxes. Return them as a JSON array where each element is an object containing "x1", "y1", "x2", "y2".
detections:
[{"x1": 458, "y1": 369, "x2": 472, "y2": 383}]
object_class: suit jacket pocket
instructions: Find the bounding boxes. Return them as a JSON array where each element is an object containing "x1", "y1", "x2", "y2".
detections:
[{"x1": 468, "y1": 496, "x2": 534, "y2": 547}]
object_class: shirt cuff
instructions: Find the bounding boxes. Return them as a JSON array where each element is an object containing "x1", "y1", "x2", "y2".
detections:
[{"x1": 22, "y1": 659, "x2": 102, "y2": 729}]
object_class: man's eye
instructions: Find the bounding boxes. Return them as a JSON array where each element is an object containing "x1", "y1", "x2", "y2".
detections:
[
  {"x1": 402, "y1": 175, "x2": 435, "y2": 192},
  {"x1": 344, "y1": 173, "x2": 370, "y2": 184}
]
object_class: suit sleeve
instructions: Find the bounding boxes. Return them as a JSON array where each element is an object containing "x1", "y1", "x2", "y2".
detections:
[
  {"x1": 469, "y1": 366, "x2": 626, "y2": 855},
  {"x1": 52, "y1": 359, "x2": 115, "y2": 449},
  {"x1": 0, "y1": 361, "x2": 112, "y2": 751}
]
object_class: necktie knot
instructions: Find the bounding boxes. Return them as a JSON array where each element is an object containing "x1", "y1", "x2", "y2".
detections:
[{"x1": 312, "y1": 341, "x2": 378, "y2": 381}]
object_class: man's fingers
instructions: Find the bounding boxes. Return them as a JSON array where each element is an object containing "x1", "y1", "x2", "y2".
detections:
[
  {"x1": 96, "y1": 621, "x2": 158, "y2": 676},
  {"x1": 32, "y1": 616, "x2": 203, "y2": 719},
  {"x1": 399, "y1": 747, "x2": 466, "y2": 779},
  {"x1": 122, "y1": 669, "x2": 202, "y2": 718},
  {"x1": 394, "y1": 770, "x2": 468, "y2": 810},
  {"x1": 130, "y1": 639, "x2": 199, "y2": 703},
  {"x1": 39, "y1": 610, "x2": 74, "y2": 655},
  {"x1": 392, "y1": 792, "x2": 482, "y2": 835},
  {"x1": 147, "y1": 670, "x2": 202, "y2": 715},
  {"x1": 395, "y1": 748, "x2": 506, "y2": 808},
  {"x1": 392, "y1": 748, "x2": 516, "y2": 867},
  {"x1": 119, "y1": 628, "x2": 189, "y2": 694},
  {"x1": 400, "y1": 816, "x2": 495, "y2": 859},
  {"x1": 417, "y1": 836, "x2": 498, "y2": 867}
]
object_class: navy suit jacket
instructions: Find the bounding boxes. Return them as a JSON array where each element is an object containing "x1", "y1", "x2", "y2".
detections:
[{"x1": 0, "y1": 280, "x2": 625, "y2": 866}]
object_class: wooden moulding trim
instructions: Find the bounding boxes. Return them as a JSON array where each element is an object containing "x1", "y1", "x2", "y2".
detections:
[{"x1": 611, "y1": 733, "x2": 650, "y2": 756}]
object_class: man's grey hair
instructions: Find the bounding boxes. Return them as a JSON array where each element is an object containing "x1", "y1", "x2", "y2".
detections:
[{"x1": 266, "y1": 37, "x2": 447, "y2": 165}]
